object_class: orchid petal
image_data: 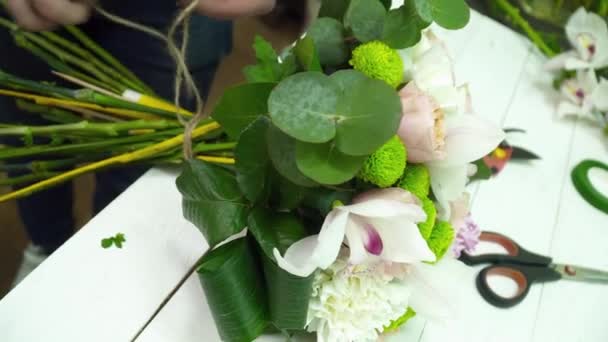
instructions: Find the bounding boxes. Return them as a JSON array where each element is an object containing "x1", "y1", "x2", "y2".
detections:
[
  {"x1": 557, "y1": 100, "x2": 588, "y2": 119},
  {"x1": 414, "y1": 45, "x2": 455, "y2": 91},
  {"x1": 429, "y1": 164, "x2": 468, "y2": 218},
  {"x1": 430, "y1": 114, "x2": 505, "y2": 167},
  {"x1": 592, "y1": 79, "x2": 608, "y2": 111},
  {"x1": 369, "y1": 217, "x2": 436, "y2": 263},
  {"x1": 565, "y1": 7, "x2": 608, "y2": 69},
  {"x1": 353, "y1": 187, "x2": 419, "y2": 205},
  {"x1": 545, "y1": 51, "x2": 576, "y2": 70},
  {"x1": 274, "y1": 210, "x2": 349, "y2": 277},
  {"x1": 339, "y1": 199, "x2": 426, "y2": 220},
  {"x1": 345, "y1": 217, "x2": 370, "y2": 264}
]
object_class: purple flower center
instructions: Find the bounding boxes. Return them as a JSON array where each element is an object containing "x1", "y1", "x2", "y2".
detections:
[
  {"x1": 363, "y1": 224, "x2": 383, "y2": 256},
  {"x1": 575, "y1": 89, "x2": 585, "y2": 100},
  {"x1": 588, "y1": 44, "x2": 596, "y2": 56}
]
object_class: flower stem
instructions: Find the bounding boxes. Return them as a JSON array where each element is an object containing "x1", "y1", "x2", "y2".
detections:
[
  {"x1": 0, "y1": 122, "x2": 221, "y2": 202},
  {"x1": 495, "y1": 0, "x2": 558, "y2": 57},
  {"x1": 0, "y1": 120, "x2": 181, "y2": 137},
  {"x1": 16, "y1": 100, "x2": 82, "y2": 124}
]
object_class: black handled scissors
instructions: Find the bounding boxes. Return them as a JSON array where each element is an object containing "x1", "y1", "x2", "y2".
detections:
[{"x1": 459, "y1": 231, "x2": 608, "y2": 308}]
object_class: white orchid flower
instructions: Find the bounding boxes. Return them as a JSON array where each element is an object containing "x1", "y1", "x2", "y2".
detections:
[
  {"x1": 558, "y1": 69, "x2": 608, "y2": 122},
  {"x1": 546, "y1": 7, "x2": 608, "y2": 71},
  {"x1": 398, "y1": 31, "x2": 505, "y2": 217},
  {"x1": 273, "y1": 188, "x2": 436, "y2": 277}
]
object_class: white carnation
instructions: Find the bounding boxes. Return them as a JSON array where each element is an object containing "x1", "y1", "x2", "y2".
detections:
[{"x1": 307, "y1": 253, "x2": 411, "y2": 342}]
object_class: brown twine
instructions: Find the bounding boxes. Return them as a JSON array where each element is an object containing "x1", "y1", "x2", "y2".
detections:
[{"x1": 94, "y1": 0, "x2": 207, "y2": 160}]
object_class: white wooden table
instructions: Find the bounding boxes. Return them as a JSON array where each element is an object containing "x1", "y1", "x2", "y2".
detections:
[{"x1": 1, "y1": 11, "x2": 607, "y2": 342}]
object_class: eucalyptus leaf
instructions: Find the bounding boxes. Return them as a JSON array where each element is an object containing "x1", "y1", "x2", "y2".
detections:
[
  {"x1": 294, "y1": 36, "x2": 323, "y2": 72},
  {"x1": 382, "y1": 3, "x2": 429, "y2": 49},
  {"x1": 344, "y1": 0, "x2": 387, "y2": 42},
  {"x1": 212, "y1": 82, "x2": 276, "y2": 139},
  {"x1": 236, "y1": 117, "x2": 272, "y2": 203},
  {"x1": 429, "y1": 0, "x2": 470, "y2": 30},
  {"x1": 198, "y1": 238, "x2": 268, "y2": 342},
  {"x1": 319, "y1": 0, "x2": 351, "y2": 21},
  {"x1": 330, "y1": 69, "x2": 367, "y2": 93},
  {"x1": 308, "y1": 18, "x2": 349, "y2": 67},
  {"x1": 379, "y1": 0, "x2": 392, "y2": 10},
  {"x1": 176, "y1": 160, "x2": 249, "y2": 247},
  {"x1": 334, "y1": 77, "x2": 402, "y2": 156},
  {"x1": 267, "y1": 123, "x2": 318, "y2": 187},
  {"x1": 268, "y1": 72, "x2": 340, "y2": 143},
  {"x1": 414, "y1": 0, "x2": 433, "y2": 22},
  {"x1": 296, "y1": 141, "x2": 366, "y2": 185}
]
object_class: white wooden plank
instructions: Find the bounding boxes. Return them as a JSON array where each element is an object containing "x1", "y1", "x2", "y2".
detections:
[
  {"x1": 531, "y1": 119, "x2": 608, "y2": 342},
  {"x1": 0, "y1": 168, "x2": 206, "y2": 342}
]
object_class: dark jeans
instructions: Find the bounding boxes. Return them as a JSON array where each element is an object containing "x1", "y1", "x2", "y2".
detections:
[{"x1": 0, "y1": 12, "x2": 231, "y2": 254}]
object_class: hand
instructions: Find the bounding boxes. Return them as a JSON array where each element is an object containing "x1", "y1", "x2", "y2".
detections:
[
  {"x1": 181, "y1": 0, "x2": 276, "y2": 19},
  {"x1": 6, "y1": 0, "x2": 94, "y2": 31}
]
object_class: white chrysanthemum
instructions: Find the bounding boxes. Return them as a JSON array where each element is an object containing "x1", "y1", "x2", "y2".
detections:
[{"x1": 307, "y1": 253, "x2": 411, "y2": 342}]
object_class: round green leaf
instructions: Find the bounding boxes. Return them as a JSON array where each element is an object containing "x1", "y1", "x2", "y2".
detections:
[
  {"x1": 344, "y1": 0, "x2": 387, "y2": 42},
  {"x1": 235, "y1": 117, "x2": 271, "y2": 203},
  {"x1": 267, "y1": 124, "x2": 318, "y2": 187},
  {"x1": 382, "y1": 4, "x2": 429, "y2": 49},
  {"x1": 335, "y1": 77, "x2": 402, "y2": 156},
  {"x1": 319, "y1": 0, "x2": 351, "y2": 21},
  {"x1": 429, "y1": 0, "x2": 470, "y2": 30},
  {"x1": 268, "y1": 72, "x2": 341, "y2": 143},
  {"x1": 308, "y1": 18, "x2": 349, "y2": 66},
  {"x1": 414, "y1": 0, "x2": 433, "y2": 22},
  {"x1": 330, "y1": 69, "x2": 367, "y2": 93},
  {"x1": 296, "y1": 141, "x2": 366, "y2": 185}
]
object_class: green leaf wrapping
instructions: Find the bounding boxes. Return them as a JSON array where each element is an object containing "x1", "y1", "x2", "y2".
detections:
[
  {"x1": 177, "y1": 160, "x2": 249, "y2": 247},
  {"x1": 198, "y1": 238, "x2": 268, "y2": 342},
  {"x1": 212, "y1": 82, "x2": 276, "y2": 139},
  {"x1": 236, "y1": 117, "x2": 272, "y2": 203}
]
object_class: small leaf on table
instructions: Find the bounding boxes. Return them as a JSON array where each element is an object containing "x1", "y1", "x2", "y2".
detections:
[{"x1": 177, "y1": 160, "x2": 249, "y2": 247}]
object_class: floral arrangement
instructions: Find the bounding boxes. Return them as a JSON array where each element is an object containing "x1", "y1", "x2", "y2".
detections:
[{"x1": 175, "y1": 1, "x2": 504, "y2": 341}]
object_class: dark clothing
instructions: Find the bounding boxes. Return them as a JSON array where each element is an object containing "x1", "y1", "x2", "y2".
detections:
[{"x1": 0, "y1": 4, "x2": 232, "y2": 253}]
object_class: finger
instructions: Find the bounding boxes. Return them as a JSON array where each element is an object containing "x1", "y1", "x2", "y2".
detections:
[
  {"x1": 191, "y1": 0, "x2": 276, "y2": 19},
  {"x1": 6, "y1": 0, "x2": 56, "y2": 31},
  {"x1": 31, "y1": 0, "x2": 92, "y2": 26}
]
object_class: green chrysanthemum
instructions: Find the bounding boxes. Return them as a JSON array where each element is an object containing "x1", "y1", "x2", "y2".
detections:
[
  {"x1": 383, "y1": 307, "x2": 416, "y2": 333},
  {"x1": 418, "y1": 198, "x2": 436, "y2": 240},
  {"x1": 358, "y1": 136, "x2": 407, "y2": 188},
  {"x1": 398, "y1": 164, "x2": 430, "y2": 200},
  {"x1": 427, "y1": 220, "x2": 455, "y2": 262},
  {"x1": 349, "y1": 41, "x2": 404, "y2": 88}
]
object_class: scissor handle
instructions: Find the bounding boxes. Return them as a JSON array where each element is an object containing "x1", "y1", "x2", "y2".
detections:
[
  {"x1": 476, "y1": 264, "x2": 562, "y2": 308},
  {"x1": 459, "y1": 231, "x2": 553, "y2": 267}
]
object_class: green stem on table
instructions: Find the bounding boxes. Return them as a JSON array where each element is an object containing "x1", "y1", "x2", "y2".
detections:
[
  {"x1": 0, "y1": 120, "x2": 181, "y2": 137},
  {"x1": 495, "y1": 0, "x2": 558, "y2": 57},
  {"x1": 16, "y1": 100, "x2": 83, "y2": 124},
  {"x1": 40, "y1": 31, "x2": 149, "y2": 94},
  {"x1": 0, "y1": 172, "x2": 60, "y2": 187},
  {"x1": 64, "y1": 25, "x2": 157, "y2": 96}
]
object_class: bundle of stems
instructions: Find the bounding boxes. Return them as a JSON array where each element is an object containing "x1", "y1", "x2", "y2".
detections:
[{"x1": 0, "y1": 16, "x2": 235, "y2": 203}]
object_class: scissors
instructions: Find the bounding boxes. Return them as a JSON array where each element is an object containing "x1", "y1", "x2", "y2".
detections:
[{"x1": 459, "y1": 231, "x2": 608, "y2": 308}]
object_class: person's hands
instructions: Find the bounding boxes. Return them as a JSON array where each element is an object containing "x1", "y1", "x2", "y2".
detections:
[
  {"x1": 6, "y1": 0, "x2": 94, "y2": 31},
  {"x1": 182, "y1": 0, "x2": 276, "y2": 19}
]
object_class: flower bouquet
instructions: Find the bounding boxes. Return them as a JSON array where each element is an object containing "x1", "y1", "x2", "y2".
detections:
[{"x1": 174, "y1": 1, "x2": 505, "y2": 341}]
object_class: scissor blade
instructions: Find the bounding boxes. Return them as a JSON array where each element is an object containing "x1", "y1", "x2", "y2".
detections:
[{"x1": 553, "y1": 264, "x2": 608, "y2": 284}]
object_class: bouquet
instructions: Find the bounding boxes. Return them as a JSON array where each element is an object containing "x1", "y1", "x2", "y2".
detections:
[{"x1": 175, "y1": 1, "x2": 505, "y2": 341}]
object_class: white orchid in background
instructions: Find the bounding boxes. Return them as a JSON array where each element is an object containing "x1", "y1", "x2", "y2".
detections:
[
  {"x1": 545, "y1": 7, "x2": 608, "y2": 71},
  {"x1": 558, "y1": 69, "x2": 608, "y2": 122},
  {"x1": 398, "y1": 31, "x2": 505, "y2": 216},
  {"x1": 273, "y1": 188, "x2": 436, "y2": 278}
]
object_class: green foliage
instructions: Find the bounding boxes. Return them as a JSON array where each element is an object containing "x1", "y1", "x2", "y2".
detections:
[
  {"x1": 101, "y1": 233, "x2": 126, "y2": 249},
  {"x1": 382, "y1": 2, "x2": 430, "y2": 49},
  {"x1": 248, "y1": 208, "x2": 308, "y2": 259},
  {"x1": 235, "y1": 117, "x2": 272, "y2": 203},
  {"x1": 212, "y1": 82, "x2": 276, "y2": 139},
  {"x1": 427, "y1": 0, "x2": 470, "y2": 29},
  {"x1": 399, "y1": 164, "x2": 430, "y2": 199},
  {"x1": 197, "y1": 238, "x2": 269, "y2": 342},
  {"x1": 267, "y1": 124, "x2": 318, "y2": 187},
  {"x1": 357, "y1": 136, "x2": 406, "y2": 188},
  {"x1": 344, "y1": 0, "x2": 387, "y2": 42},
  {"x1": 427, "y1": 220, "x2": 455, "y2": 261},
  {"x1": 244, "y1": 35, "x2": 295, "y2": 83},
  {"x1": 319, "y1": 0, "x2": 351, "y2": 21},
  {"x1": 308, "y1": 18, "x2": 349, "y2": 66},
  {"x1": 294, "y1": 36, "x2": 323, "y2": 72},
  {"x1": 176, "y1": 160, "x2": 249, "y2": 247},
  {"x1": 330, "y1": 69, "x2": 367, "y2": 93},
  {"x1": 469, "y1": 159, "x2": 493, "y2": 183},
  {"x1": 417, "y1": 198, "x2": 436, "y2": 240},
  {"x1": 303, "y1": 188, "x2": 354, "y2": 216},
  {"x1": 384, "y1": 307, "x2": 416, "y2": 333},
  {"x1": 296, "y1": 141, "x2": 367, "y2": 185},
  {"x1": 349, "y1": 41, "x2": 404, "y2": 88}
]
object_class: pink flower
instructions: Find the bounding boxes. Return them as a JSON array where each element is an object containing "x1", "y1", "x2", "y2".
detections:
[
  {"x1": 398, "y1": 82, "x2": 446, "y2": 163},
  {"x1": 451, "y1": 215, "x2": 481, "y2": 258}
]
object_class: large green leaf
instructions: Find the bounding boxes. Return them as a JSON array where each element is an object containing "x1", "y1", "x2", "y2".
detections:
[
  {"x1": 248, "y1": 208, "x2": 308, "y2": 259},
  {"x1": 271, "y1": 174, "x2": 309, "y2": 210},
  {"x1": 414, "y1": 0, "x2": 433, "y2": 22},
  {"x1": 268, "y1": 72, "x2": 340, "y2": 143},
  {"x1": 212, "y1": 82, "x2": 276, "y2": 139},
  {"x1": 382, "y1": 3, "x2": 430, "y2": 49},
  {"x1": 267, "y1": 123, "x2": 318, "y2": 187},
  {"x1": 294, "y1": 36, "x2": 323, "y2": 72},
  {"x1": 344, "y1": 0, "x2": 387, "y2": 42},
  {"x1": 379, "y1": 0, "x2": 392, "y2": 10},
  {"x1": 429, "y1": 0, "x2": 470, "y2": 29},
  {"x1": 197, "y1": 238, "x2": 268, "y2": 342},
  {"x1": 244, "y1": 35, "x2": 290, "y2": 83},
  {"x1": 235, "y1": 117, "x2": 272, "y2": 203},
  {"x1": 176, "y1": 160, "x2": 249, "y2": 247},
  {"x1": 319, "y1": 0, "x2": 351, "y2": 21},
  {"x1": 308, "y1": 18, "x2": 349, "y2": 67},
  {"x1": 334, "y1": 77, "x2": 402, "y2": 156},
  {"x1": 296, "y1": 141, "x2": 366, "y2": 185},
  {"x1": 303, "y1": 188, "x2": 354, "y2": 216},
  {"x1": 330, "y1": 69, "x2": 367, "y2": 93}
]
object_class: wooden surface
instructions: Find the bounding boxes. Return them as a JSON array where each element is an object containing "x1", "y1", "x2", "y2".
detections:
[{"x1": 1, "y1": 10, "x2": 607, "y2": 342}]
